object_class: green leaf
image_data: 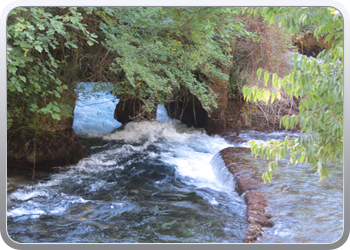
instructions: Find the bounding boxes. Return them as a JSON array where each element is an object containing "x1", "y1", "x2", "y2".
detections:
[
  {"x1": 272, "y1": 73, "x2": 278, "y2": 88},
  {"x1": 264, "y1": 89, "x2": 270, "y2": 103},
  {"x1": 313, "y1": 95, "x2": 321, "y2": 103},
  {"x1": 276, "y1": 91, "x2": 281, "y2": 100},
  {"x1": 294, "y1": 54, "x2": 299, "y2": 71},
  {"x1": 51, "y1": 113, "x2": 61, "y2": 120},
  {"x1": 257, "y1": 68, "x2": 263, "y2": 81},
  {"x1": 19, "y1": 76, "x2": 26, "y2": 82},
  {"x1": 323, "y1": 168, "x2": 329, "y2": 180},
  {"x1": 40, "y1": 108, "x2": 50, "y2": 114},
  {"x1": 53, "y1": 106, "x2": 60, "y2": 112},
  {"x1": 264, "y1": 71, "x2": 270, "y2": 87},
  {"x1": 55, "y1": 79, "x2": 62, "y2": 85},
  {"x1": 34, "y1": 44, "x2": 43, "y2": 52},
  {"x1": 271, "y1": 91, "x2": 276, "y2": 103}
]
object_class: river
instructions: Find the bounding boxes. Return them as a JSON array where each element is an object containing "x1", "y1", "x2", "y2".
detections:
[{"x1": 7, "y1": 84, "x2": 343, "y2": 243}]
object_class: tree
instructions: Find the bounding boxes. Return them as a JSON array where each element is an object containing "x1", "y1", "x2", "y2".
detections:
[
  {"x1": 89, "y1": 7, "x2": 255, "y2": 113},
  {"x1": 242, "y1": 7, "x2": 343, "y2": 182},
  {"x1": 7, "y1": 7, "x2": 98, "y2": 131},
  {"x1": 7, "y1": 7, "x2": 256, "y2": 131}
]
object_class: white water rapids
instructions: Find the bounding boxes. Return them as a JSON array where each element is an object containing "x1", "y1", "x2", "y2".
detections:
[{"x1": 7, "y1": 83, "x2": 343, "y2": 243}]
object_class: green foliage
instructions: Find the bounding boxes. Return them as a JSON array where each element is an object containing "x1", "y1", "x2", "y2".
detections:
[
  {"x1": 7, "y1": 6, "x2": 310, "y2": 160},
  {"x1": 95, "y1": 7, "x2": 247, "y2": 112},
  {"x1": 227, "y1": 10, "x2": 293, "y2": 98},
  {"x1": 8, "y1": 7, "x2": 260, "y2": 130},
  {"x1": 7, "y1": 7, "x2": 98, "y2": 130},
  {"x1": 242, "y1": 7, "x2": 343, "y2": 182}
]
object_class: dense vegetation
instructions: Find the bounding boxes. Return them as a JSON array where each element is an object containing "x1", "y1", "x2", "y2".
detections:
[
  {"x1": 7, "y1": 7, "x2": 239, "y2": 129},
  {"x1": 242, "y1": 7, "x2": 343, "y2": 182},
  {"x1": 7, "y1": 7, "x2": 293, "y2": 128},
  {"x1": 7, "y1": 7, "x2": 343, "y2": 181}
]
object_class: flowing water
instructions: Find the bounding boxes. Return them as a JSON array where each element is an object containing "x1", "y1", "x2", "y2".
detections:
[
  {"x1": 7, "y1": 85, "x2": 343, "y2": 243},
  {"x1": 232, "y1": 131, "x2": 343, "y2": 243}
]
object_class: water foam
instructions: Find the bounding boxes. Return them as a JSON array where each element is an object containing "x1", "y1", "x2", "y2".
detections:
[
  {"x1": 210, "y1": 152, "x2": 235, "y2": 188},
  {"x1": 98, "y1": 116, "x2": 238, "y2": 195},
  {"x1": 102, "y1": 120, "x2": 190, "y2": 142}
]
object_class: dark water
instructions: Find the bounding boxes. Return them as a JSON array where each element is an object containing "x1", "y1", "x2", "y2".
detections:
[{"x1": 7, "y1": 121, "x2": 247, "y2": 243}]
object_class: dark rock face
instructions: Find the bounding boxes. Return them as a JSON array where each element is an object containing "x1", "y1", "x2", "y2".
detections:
[
  {"x1": 7, "y1": 118, "x2": 86, "y2": 170},
  {"x1": 235, "y1": 120, "x2": 241, "y2": 136},
  {"x1": 114, "y1": 95, "x2": 157, "y2": 124},
  {"x1": 219, "y1": 147, "x2": 274, "y2": 243},
  {"x1": 166, "y1": 94, "x2": 209, "y2": 129},
  {"x1": 166, "y1": 79, "x2": 248, "y2": 135},
  {"x1": 293, "y1": 33, "x2": 331, "y2": 57}
]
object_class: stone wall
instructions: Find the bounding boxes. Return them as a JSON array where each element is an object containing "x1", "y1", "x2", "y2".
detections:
[{"x1": 7, "y1": 117, "x2": 86, "y2": 170}]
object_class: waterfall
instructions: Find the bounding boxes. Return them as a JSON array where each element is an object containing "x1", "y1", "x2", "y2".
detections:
[{"x1": 210, "y1": 152, "x2": 235, "y2": 188}]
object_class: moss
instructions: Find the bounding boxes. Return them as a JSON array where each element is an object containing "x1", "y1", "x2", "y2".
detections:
[{"x1": 7, "y1": 128, "x2": 86, "y2": 169}]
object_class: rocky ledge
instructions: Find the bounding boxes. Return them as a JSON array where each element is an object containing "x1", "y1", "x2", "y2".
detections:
[
  {"x1": 219, "y1": 147, "x2": 274, "y2": 243},
  {"x1": 7, "y1": 117, "x2": 86, "y2": 170}
]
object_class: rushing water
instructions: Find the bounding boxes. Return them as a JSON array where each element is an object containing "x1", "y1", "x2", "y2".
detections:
[
  {"x1": 7, "y1": 104, "x2": 248, "y2": 243},
  {"x1": 7, "y1": 86, "x2": 343, "y2": 243}
]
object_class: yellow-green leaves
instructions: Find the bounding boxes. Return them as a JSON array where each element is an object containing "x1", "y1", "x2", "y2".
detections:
[
  {"x1": 264, "y1": 71, "x2": 269, "y2": 87},
  {"x1": 315, "y1": 161, "x2": 329, "y2": 181},
  {"x1": 272, "y1": 73, "x2": 278, "y2": 88},
  {"x1": 293, "y1": 53, "x2": 299, "y2": 71},
  {"x1": 243, "y1": 7, "x2": 343, "y2": 183},
  {"x1": 242, "y1": 85, "x2": 281, "y2": 105},
  {"x1": 257, "y1": 68, "x2": 263, "y2": 80}
]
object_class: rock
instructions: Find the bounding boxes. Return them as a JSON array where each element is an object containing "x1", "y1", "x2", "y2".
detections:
[
  {"x1": 165, "y1": 74, "x2": 247, "y2": 135},
  {"x1": 219, "y1": 147, "x2": 274, "y2": 243},
  {"x1": 235, "y1": 120, "x2": 241, "y2": 136},
  {"x1": 7, "y1": 123, "x2": 86, "y2": 170},
  {"x1": 293, "y1": 33, "x2": 331, "y2": 57},
  {"x1": 235, "y1": 178, "x2": 262, "y2": 196},
  {"x1": 114, "y1": 95, "x2": 157, "y2": 124},
  {"x1": 244, "y1": 121, "x2": 251, "y2": 128},
  {"x1": 166, "y1": 94, "x2": 209, "y2": 129}
]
